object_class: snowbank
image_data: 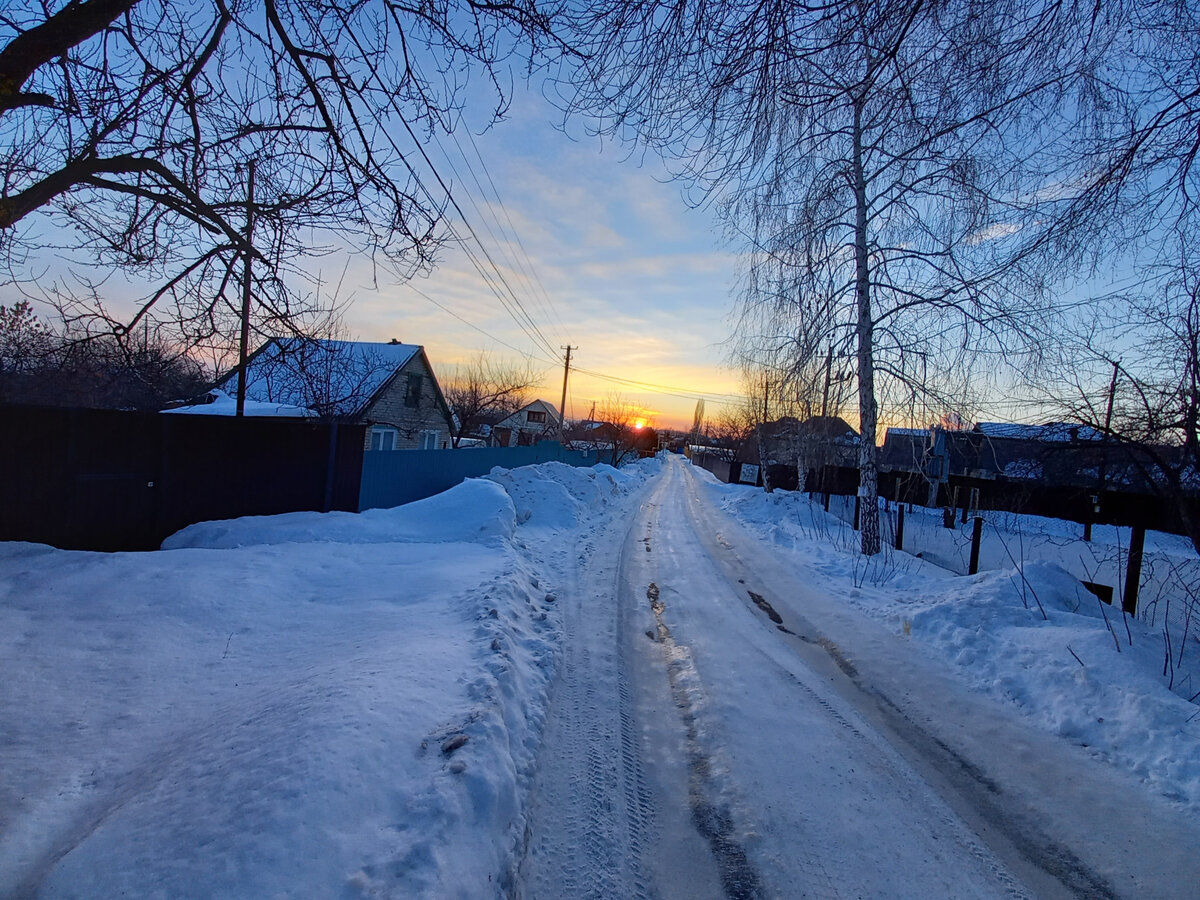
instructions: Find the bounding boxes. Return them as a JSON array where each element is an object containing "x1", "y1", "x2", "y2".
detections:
[
  {"x1": 0, "y1": 458, "x2": 661, "y2": 899},
  {"x1": 701, "y1": 470, "x2": 1200, "y2": 809},
  {"x1": 164, "y1": 477, "x2": 517, "y2": 549}
]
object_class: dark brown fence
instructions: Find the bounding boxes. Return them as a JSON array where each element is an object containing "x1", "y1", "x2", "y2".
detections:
[{"x1": 0, "y1": 405, "x2": 364, "y2": 551}]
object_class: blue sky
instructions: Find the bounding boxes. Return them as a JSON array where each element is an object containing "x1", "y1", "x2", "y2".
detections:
[{"x1": 337, "y1": 83, "x2": 748, "y2": 430}]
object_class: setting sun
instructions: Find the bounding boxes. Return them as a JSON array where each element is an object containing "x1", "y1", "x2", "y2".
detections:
[{"x1": 633, "y1": 418, "x2": 646, "y2": 430}]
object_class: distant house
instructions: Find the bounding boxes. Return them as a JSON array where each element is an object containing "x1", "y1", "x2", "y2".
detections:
[
  {"x1": 492, "y1": 399, "x2": 561, "y2": 447},
  {"x1": 879, "y1": 426, "x2": 930, "y2": 474},
  {"x1": 171, "y1": 338, "x2": 454, "y2": 451},
  {"x1": 760, "y1": 415, "x2": 859, "y2": 468},
  {"x1": 880, "y1": 420, "x2": 1132, "y2": 490}
]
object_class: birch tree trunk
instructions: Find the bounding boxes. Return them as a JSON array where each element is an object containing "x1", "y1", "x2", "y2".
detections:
[
  {"x1": 852, "y1": 99, "x2": 881, "y2": 555},
  {"x1": 756, "y1": 424, "x2": 775, "y2": 493}
]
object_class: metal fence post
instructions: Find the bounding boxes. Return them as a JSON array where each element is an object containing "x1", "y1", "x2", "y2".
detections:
[{"x1": 895, "y1": 503, "x2": 905, "y2": 551}]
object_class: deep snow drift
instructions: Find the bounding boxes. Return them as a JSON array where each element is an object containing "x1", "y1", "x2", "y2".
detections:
[{"x1": 0, "y1": 461, "x2": 659, "y2": 899}]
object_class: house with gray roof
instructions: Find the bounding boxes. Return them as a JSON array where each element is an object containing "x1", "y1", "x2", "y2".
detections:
[
  {"x1": 492, "y1": 399, "x2": 561, "y2": 447},
  {"x1": 200, "y1": 337, "x2": 454, "y2": 451}
]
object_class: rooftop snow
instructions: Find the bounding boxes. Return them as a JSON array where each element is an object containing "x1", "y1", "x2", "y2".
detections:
[
  {"x1": 215, "y1": 338, "x2": 421, "y2": 415},
  {"x1": 161, "y1": 389, "x2": 315, "y2": 417},
  {"x1": 976, "y1": 421, "x2": 1105, "y2": 442}
]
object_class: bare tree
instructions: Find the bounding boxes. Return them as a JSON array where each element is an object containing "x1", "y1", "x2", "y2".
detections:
[
  {"x1": 561, "y1": 0, "x2": 1105, "y2": 553},
  {"x1": 0, "y1": 0, "x2": 564, "y2": 356},
  {"x1": 443, "y1": 353, "x2": 541, "y2": 447},
  {"x1": 1, "y1": 301, "x2": 206, "y2": 407},
  {"x1": 569, "y1": 394, "x2": 653, "y2": 466},
  {"x1": 1049, "y1": 243, "x2": 1200, "y2": 555}
]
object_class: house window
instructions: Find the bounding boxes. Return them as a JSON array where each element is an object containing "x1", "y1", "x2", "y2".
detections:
[
  {"x1": 405, "y1": 374, "x2": 423, "y2": 408},
  {"x1": 526, "y1": 410, "x2": 546, "y2": 423},
  {"x1": 419, "y1": 429, "x2": 439, "y2": 450},
  {"x1": 370, "y1": 426, "x2": 397, "y2": 451}
]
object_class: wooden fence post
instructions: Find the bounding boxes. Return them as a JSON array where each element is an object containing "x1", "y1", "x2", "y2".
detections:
[
  {"x1": 1123, "y1": 526, "x2": 1146, "y2": 615},
  {"x1": 969, "y1": 515, "x2": 984, "y2": 575},
  {"x1": 895, "y1": 503, "x2": 905, "y2": 551}
]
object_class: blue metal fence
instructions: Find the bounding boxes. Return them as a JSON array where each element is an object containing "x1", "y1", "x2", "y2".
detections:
[{"x1": 359, "y1": 442, "x2": 600, "y2": 510}]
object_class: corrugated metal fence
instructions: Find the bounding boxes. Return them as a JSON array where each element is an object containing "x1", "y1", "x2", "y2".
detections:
[
  {"x1": 359, "y1": 442, "x2": 599, "y2": 510},
  {"x1": 1, "y1": 404, "x2": 365, "y2": 551}
]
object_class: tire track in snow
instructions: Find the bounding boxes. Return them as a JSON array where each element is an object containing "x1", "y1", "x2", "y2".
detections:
[
  {"x1": 516, "y1": 504, "x2": 654, "y2": 900},
  {"x1": 646, "y1": 579, "x2": 767, "y2": 900}
]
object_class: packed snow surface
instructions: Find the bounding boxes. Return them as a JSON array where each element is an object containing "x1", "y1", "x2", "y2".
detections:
[{"x1": 704, "y1": 475, "x2": 1200, "y2": 809}]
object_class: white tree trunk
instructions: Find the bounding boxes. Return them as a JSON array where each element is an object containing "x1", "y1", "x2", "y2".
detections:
[
  {"x1": 794, "y1": 436, "x2": 809, "y2": 494},
  {"x1": 756, "y1": 424, "x2": 774, "y2": 493},
  {"x1": 852, "y1": 101, "x2": 881, "y2": 555}
]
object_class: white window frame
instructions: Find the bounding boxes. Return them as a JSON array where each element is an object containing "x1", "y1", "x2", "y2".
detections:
[
  {"x1": 370, "y1": 426, "x2": 398, "y2": 451},
  {"x1": 419, "y1": 429, "x2": 439, "y2": 450}
]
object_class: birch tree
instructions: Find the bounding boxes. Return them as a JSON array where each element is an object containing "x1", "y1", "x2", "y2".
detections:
[{"x1": 563, "y1": 0, "x2": 1108, "y2": 553}]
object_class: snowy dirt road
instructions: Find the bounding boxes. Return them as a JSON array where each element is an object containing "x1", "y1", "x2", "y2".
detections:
[{"x1": 517, "y1": 456, "x2": 1200, "y2": 900}]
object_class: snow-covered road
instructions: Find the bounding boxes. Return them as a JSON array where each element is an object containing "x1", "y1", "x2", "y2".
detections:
[
  {"x1": 3, "y1": 455, "x2": 1197, "y2": 898},
  {"x1": 517, "y1": 455, "x2": 1200, "y2": 899}
]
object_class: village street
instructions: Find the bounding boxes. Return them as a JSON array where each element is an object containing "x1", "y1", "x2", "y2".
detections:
[
  {"x1": 517, "y1": 455, "x2": 1200, "y2": 900},
  {"x1": 3, "y1": 455, "x2": 1199, "y2": 899}
]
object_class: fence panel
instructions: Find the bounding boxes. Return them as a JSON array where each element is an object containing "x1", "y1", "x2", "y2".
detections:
[
  {"x1": 359, "y1": 442, "x2": 599, "y2": 511},
  {"x1": 0, "y1": 404, "x2": 364, "y2": 551}
]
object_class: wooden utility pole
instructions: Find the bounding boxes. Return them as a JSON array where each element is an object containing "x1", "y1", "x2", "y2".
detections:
[
  {"x1": 558, "y1": 345, "x2": 575, "y2": 436},
  {"x1": 1091, "y1": 360, "x2": 1121, "y2": 538},
  {"x1": 821, "y1": 344, "x2": 834, "y2": 418},
  {"x1": 235, "y1": 160, "x2": 256, "y2": 418}
]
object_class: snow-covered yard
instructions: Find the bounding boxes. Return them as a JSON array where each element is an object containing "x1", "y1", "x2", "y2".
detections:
[{"x1": 1, "y1": 462, "x2": 657, "y2": 898}]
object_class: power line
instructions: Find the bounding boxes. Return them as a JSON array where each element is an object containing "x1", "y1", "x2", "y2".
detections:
[
  {"x1": 332, "y1": 20, "x2": 560, "y2": 362},
  {"x1": 404, "y1": 283, "x2": 560, "y2": 365},
  {"x1": 573, "y1": 366, "x2": 747, "y2": 403}
]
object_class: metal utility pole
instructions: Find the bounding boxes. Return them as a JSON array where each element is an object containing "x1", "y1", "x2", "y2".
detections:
[
  {"x1": 558, "y1": 345, "x2": 575, "y2": 436},
  {"x1": 235, "y1": 160, "x2": 256, "y2": 418}
]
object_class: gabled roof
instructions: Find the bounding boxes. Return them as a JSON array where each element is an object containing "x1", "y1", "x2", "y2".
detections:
[
  {"x1": 975, "y1": 421, "x2": 1105, "y2": 442},
  {"x1": 214, "y1": 338, "x2": 424, "y2": 418},
  {"x1": 498, "y1": 399, "x2": 561, "y2": 428}
]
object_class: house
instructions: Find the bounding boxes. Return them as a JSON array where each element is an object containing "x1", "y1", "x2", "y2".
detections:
[
  {"x1": 881, "y1": 420, "x2": 1130, "y2": 489},
  {"x1": 491, "y1": 399, "x2": 561, "y2": 447},
  {"x1": 879, "y1": 426, "x2": 930, "y2": 474},
  {"x1": 760, "y1": 415, "x2": 859, "y2": 468},
  {"x1": 186, "y1": 338, "x2": 453, "y2": 451}
]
